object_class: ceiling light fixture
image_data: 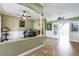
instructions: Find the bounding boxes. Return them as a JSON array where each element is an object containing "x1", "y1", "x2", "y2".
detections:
[
  {"x1": 21, "y1": 10, "x2": 27, "y2": 20},
  {"x1": 57, "y1": 16, "x2": 64, "y2": 20},
  {"x1": 21, "y1": 10, "x2": 31, "y2": 20}
]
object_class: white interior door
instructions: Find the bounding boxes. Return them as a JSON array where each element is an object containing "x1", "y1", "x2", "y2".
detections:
[
  {"x1": 59, "y1": 22, "x2": 70, "y2": 41},
  {"x1": 58, "y1": 22, "x2": 73, "y2": 56}
]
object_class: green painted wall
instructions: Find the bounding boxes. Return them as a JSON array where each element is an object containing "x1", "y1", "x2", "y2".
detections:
[
  {"x1": 33, "y1": 20, "x2": 40, "y2": 30},
  {"x1": 1, "y1": 14, "x2": 34, "y2": 31},
  {"x1": 1, "y1": 14, "x2": 20, "y2": 31},
  {"x1": 0, "y1": 36, "x2": 44, "y2": 56},
  {"x1": 32, "y1": 19, "x2": 46, "y2": 36}
]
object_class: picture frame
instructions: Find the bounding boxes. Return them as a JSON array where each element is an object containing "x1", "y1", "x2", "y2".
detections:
[
  {"x1": 71, "y1": 23, "x2": 78, "y2": 32},
  {"x1": 19, "y1": 20, "x2": 25, "y2": 27},
  {"x1": 53, "y1": 24, "x2": 58, "y2": 35},
  {"x1": 46, "y1": 23, "x2": 52, "y2": 30}
]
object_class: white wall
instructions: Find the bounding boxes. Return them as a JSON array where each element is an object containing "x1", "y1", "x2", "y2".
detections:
[
  {"x1": 2, "y1": 31, "x2": 24, "y2": 40},
  {"x1": 70, "y1": 21, "x2": 79, "y2": 42},
  {"x1": 46, "y1": 22, "x2": 60, "y2": 39},
  {"x1": 46, "y1": 21, "x2": 70, "y2": 40},
  {"x1": 46, "y1": 20, "x2": 79, "y2": 43}
]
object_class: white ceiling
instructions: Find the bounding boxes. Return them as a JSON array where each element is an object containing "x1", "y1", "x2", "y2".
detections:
[
  {"x1": 0, "y1": 3, "x2": 40, "y2": 20},
  {"x1": 1, "y1": 3, "x2": 79, "y2": 21},
  {"x1": 42, "y1": 3, "x2": 79, "y2": 21}
]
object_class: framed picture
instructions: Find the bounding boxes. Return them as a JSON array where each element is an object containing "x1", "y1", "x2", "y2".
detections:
[
  {"x1": 71, "y1": 23, "x2": 78, "y2": 32},
  {"x1": 19, "y1": 20, "x2": 25, "y2": 27},
  {"x1": 53, "y1": 24, "x2": 58, "y2": 35},
  {"x1": 46, "y1": 23, "x2": 52, "y2": 30}
]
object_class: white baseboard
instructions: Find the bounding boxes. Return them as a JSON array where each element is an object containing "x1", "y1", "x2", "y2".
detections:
[
  {"x1": 18, "y1": 44, "x2": 44, "y2": 56},
  {"x1": 70, "y1": 40, "x2": 79, "y2": 43}
]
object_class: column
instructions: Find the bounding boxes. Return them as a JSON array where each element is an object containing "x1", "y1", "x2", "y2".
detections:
[
  {"x1": 39, "y1": 13, "x2": 43, "y2": 36},
  {"x1": 0, "y1": 14, "x2": 1, "y2": 41}
]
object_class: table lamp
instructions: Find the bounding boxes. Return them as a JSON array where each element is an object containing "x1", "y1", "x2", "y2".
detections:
[{"x1": 1, "y1": 27, "x2": 9, "y2": 42}]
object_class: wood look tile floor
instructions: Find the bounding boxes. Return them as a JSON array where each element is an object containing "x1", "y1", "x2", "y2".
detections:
[{"x1": 26, "y1": 38, "x2": 79, "y2": 56}]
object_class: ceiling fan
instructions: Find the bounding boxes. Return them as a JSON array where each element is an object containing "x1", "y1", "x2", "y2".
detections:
[
  {"x1": 57, "y1": 16, "x2": 64, "y2": 20},
  {"x1": 21, "y1": 10, "x2": 31, "y2": 20}
]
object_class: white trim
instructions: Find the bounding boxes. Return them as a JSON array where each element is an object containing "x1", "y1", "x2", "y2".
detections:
[
  {"x1": 70, "y1": 40, "x2": 79, "y2": 43},
  {"x1": 18, "y1": 44, "x2": 44, "y2": 56},
  {"x1": 0, "y1": 36, "x2": 42, "y2": 44}
]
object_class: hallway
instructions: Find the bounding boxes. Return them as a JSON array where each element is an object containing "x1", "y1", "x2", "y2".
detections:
[{"x1": 26, "y1": 38, "x2": 79, "y2": 56}]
